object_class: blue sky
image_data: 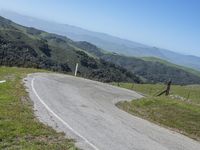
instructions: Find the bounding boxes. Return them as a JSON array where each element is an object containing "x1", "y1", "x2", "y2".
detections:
[{"x1": 0, "y1": 0, "x2": 200, "y2": 56}]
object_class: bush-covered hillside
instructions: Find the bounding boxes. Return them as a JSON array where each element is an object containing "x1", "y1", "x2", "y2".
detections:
[
  {"x1": 1, "y1": 16, "x2": 200, "y2": 85},
  {"x1": 0, "y1": 16, "x2": 141, "y2": 83},
  {"x1": 75, "y1": 41, "x2": 200, "y2": 85}
]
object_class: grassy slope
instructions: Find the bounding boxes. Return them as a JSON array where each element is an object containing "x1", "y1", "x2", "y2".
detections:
[
  {"x1": 114, "y1": 83, "x2": 200, "y2": 141},
  {"x1": 0, "y1": 67, "x2": 77, "y2": 150},
  {"x1": 141, "y1": 56, "x2": 200, "y2": 78}
]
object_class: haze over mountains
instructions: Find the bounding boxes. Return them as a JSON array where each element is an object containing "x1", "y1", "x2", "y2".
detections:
[
  {"x1": 0, "y1": 16, "x2": 141, "y2": 83},
  {"x1": 1, "y1": 15, "x2": 200, "y2": 84},
  {"x1": 1, "y1": 10, "x2": 200, "y2": 71}
]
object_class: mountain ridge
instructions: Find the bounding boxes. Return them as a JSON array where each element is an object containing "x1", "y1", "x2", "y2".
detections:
[
  {"x1": 0, "y1": 16, "x2": 141, "y2": 83},
  {"x1": 74, "y1": 41, "x2": 200, "y2": 85},
  {"x1": 1, "y1": 10, "x2": 200, "y2": 71},
  {"x1": 1, "y1": 15, "x2": 200, "y2": 84}
]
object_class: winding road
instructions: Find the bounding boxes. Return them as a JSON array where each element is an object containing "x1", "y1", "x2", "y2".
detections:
[{"x1": 25, "y1": 73, "x2": 200, "y2": 150}]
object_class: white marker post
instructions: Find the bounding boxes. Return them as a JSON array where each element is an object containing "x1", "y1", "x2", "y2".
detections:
[
  {"x1": 0, "y1": 80, "x2": 6, "y2": 84},
  {"x1": 74, "y1": 63, "x2": 79, "y2": 77}
]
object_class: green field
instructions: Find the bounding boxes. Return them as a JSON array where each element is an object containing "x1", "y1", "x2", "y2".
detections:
[
  {"x1": 114, "y1": 82, "x2": 200, "y2": 141},
  {"x1": 0, "y1": 67, "x2": 77, "y2": 150}
]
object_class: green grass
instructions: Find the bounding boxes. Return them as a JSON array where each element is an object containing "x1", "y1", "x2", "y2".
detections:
[
  {"x1": 0, "y1": 67, "x2": 77, "y2": 150},
  {"x1": 114, "y1": 82, "x2": 200, "y2": 141},
  {"x1": 113, "y1": 83, "x2": 200, "y2": 104}
]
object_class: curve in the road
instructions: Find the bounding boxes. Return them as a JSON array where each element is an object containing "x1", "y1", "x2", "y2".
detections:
[
  {"x1": 25, "y1": 73, "x2": 200, "y2": 150},
  {"x1": 31, "y1": 78, "x2": 99, "y2": 150}
]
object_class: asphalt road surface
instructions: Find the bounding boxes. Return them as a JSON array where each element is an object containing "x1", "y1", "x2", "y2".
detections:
[{"x1": 25, "y1": 73, "x2": 200, "y2": 150}]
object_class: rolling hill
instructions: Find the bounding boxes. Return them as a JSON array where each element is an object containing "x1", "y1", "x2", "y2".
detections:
[
  {"x1": 1, "y1": 16, "x2": 200, "y2": 85},
  {"x1": 141, "y1": 57, "x2": 200, "y2": 78},
  {"x1": 0, "y1": 16, "x2": 141, "y2": 83},
  {"x1": 1, "y1": 10, "x2": 200, "y2": 71},
  {"x1": 75, "y1": 41, "x2": 200, "y2": 85}
]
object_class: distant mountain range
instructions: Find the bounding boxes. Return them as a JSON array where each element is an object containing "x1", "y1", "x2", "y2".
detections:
[
  {"x1": 0, "y1": 16, "x2": 141, "y2": 83},
  {"x1": 1, "y1": 10, "x2": 200, "y2": 71},
  {"x1": 74, "y1": 41, "x2": 200, "y2": 85},
  {"x1": 1, "y1": 15, "x2": 200, "y2": 84}
]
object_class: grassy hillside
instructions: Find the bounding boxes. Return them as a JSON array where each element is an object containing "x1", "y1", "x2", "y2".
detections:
[
  {"x1": 0, "y1": 16, "x2": 141, "y2": 83},
  {"x1": 76, "y1": 41, "x2": 200, "y2": 85},
  {"x1": 0, "y1": 67, "x2": 77, "y2": 149},
  {"x1": 141, "y1": 57, "x2": 200, "y2": 78},
  {"x1": 114, "y1": 82, "x2": 200, "y2": 141}
]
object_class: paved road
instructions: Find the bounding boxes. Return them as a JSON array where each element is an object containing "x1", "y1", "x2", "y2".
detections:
[{"x1": 25, "y1": 73, "x2": 200, "y2": 150}]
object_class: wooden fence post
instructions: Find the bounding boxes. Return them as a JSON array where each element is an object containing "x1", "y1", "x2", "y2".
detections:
[{"x1": 157, "y1": 79, "x2": 172, "y2": 96}]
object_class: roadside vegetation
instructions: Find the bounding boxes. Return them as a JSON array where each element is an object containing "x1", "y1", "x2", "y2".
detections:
[
  {"x1": 0, "y1": 67, "x2": 77, "y2": 150},
  {"x1": 114, "y1": 82, "x2": 200, "y2": 141}
]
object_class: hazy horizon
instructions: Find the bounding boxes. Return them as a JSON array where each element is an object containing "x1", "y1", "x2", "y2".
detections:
[{"x1": 0, "y1": 0, "x2": 199, "y2": 57}]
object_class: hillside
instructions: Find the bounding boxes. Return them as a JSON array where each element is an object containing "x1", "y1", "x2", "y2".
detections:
[
  {"x1": 0, "y1": 16, "x2": 141, "y2": 83},
  {"x1": 141, "y1": 57, "x2": 200, "y2": 78},
  {"x1": 1, "y1": 16, "x2": 200, "y2": 85},
  {"x1": 1, "y1": 10, "x2": 200, "y2": 71},
  {"x1": 75, "y1": 41, "x2": 200, "y2": 85}
]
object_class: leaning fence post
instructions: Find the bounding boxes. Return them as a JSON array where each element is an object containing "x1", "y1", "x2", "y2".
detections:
[
  {"x1": 165, "y1": 80, "x2": 172, "y2": 96},
  {"x1": 157, "y1": 79, "x2": 172, "y2": 96}
]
